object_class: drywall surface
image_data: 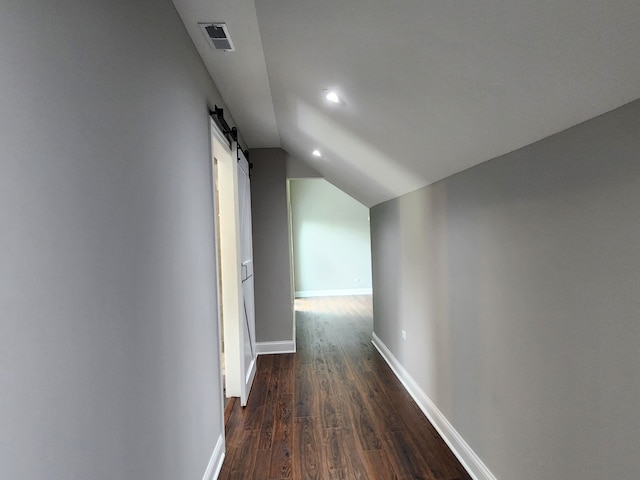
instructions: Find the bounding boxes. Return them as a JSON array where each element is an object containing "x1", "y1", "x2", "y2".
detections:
[
  {"x1": 290, "y1": 179, "x2": 372, "y2": 295},
  {"x1": 250, "y1": 148, "x2": 294, "y2": 343},
  {"x1": 370, "y1": 98, "x2": 640, "y2": 479},
  {"x1": 286, "y1": 154, "x2": 322, "y2": 179},
  {"x1": 0, "y1": 1, "x2": 226, "y2": 478}
]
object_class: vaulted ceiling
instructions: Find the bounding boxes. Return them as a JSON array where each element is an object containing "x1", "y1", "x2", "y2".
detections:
[{"x1": 172, "y1": 0, "x2": 640, "y2": 207}]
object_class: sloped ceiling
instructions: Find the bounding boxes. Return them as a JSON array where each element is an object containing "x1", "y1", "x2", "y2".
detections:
[{"x1": 173, "y1": 0, "x2": 640, "y2": 207}]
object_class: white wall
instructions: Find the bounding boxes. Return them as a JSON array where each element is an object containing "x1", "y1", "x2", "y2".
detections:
[
  {"x1": 290, "y1": 179, "x2": 372, "y2": 297},
  {"x1": 0, "y1": 1, "x2": 228, "y2": 478},
  {"x1": 370, "y1": 98, "x2": 640, "y2": 479}
]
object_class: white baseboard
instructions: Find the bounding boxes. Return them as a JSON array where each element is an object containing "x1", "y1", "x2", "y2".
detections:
[
  {"x1": 295, "y1": 288, "x2": 373, "y2": 298},
  {"x1": 255, "y1": 340, "x2": 296, "y2": 355},
  {"x1": 371, "y1": 333, "x2": 497, "y2": 480},
  {"x1": 202, "y1": 434, "x2": 225, "y2": 480}
]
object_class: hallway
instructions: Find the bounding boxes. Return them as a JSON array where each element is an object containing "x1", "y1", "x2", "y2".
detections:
[{"x1": 219, "y1": 296, "x2": 471, "y2": 479}]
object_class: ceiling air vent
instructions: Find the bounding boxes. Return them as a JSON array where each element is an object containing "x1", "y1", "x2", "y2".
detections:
[{"x1": 199, "y1": 23, "x2": 235, "y2": 52}]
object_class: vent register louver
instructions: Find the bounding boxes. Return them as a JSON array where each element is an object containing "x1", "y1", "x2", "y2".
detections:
[{"x1": 198, "y1": 23, "x2": 235, "y2": 52}]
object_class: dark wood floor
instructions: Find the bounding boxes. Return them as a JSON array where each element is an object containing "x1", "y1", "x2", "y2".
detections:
[{"x1": 219, "y1": 295, "x2": 471, "y2": 480}]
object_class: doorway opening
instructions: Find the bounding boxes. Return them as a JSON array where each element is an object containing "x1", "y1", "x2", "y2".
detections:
[
  {"x1": 212, "y1": 155, "x2": 229, "y2": 410},
  {"x1": 288, "y1": 178, "x2": 373, "y2": 301}
]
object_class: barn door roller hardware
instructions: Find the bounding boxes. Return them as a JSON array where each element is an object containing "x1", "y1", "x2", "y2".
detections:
[{"x1": 210, "y1": 105, "x2": 238, "y2": 144}]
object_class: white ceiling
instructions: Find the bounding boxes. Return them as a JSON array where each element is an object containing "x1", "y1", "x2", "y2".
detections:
[{"x1": 173, "y1": 0, "x2": 640, "y2": 207}]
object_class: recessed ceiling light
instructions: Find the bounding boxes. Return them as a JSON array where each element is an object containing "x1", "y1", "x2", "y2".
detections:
[
  {"x1": 325, "y1": 91, "x2": 341, "y2": 104},
  {"x1": 312, "y1": 149, "x2": 322, "y2": 158}
]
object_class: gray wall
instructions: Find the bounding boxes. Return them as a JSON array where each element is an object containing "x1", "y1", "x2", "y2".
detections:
[
  {"x1": 290, "y1": 179, "x2": 372, "y2": 295},
  {"x1": 0, "y1": 1, "x2": 226, "y2": 478},
  {"x1": 370, "y1": 99, "x2": 640, "y2": 480},
  {"x1": 286, "y1": 154, "x2": 322, "y2": 179},
  {"x1": 250, "y1": 148, "x2": 294, "y2": 343}
]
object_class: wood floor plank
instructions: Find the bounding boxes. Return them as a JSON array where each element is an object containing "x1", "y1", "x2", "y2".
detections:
[
  {"x1": 340, "y1": 381, "x2": 382, "y2": 451},
  {"x1": 361, "y1": 373, "x2": 405, "y2": 433},
  {"x1": 219, "y1": 295, "x2": 472, "y2": 480},
  {"x1": 229, "y1": 430, "x2": 260, "y2": 478},
  {"x1": 322, "y1": 427, "x2": 348, "y2": 480},
  {"x1": 259, "y1": 353, "x2": 275, "y2": 372},
  {"x1": 340, "y1": 424, "x2": 373, "y2": 480},
  {"x1": 294, "y1": 364, "x2": 319, "y2": 418},
  {"x1": 382, "y1": 380, "x2": 469, "y2": 478},
  {"x1": 218, "y1": 402, "x2": 246, "y2": 479},
  {"x1": 293, "y1": 416, "x2": 323, "y2": 480},
  {"x1": 362, "y1": 449, "x2": 400, "y2": 480},
  {"x1": 272, "y1": 353, "x2": 294, "y2": 395},
  {"x1": 320, "y1": 393, "x2": 344, "y2": 429},
  {"x1": 244, "y1": 368, "x2": 269, "y2": 431},
  {"x1": 324, "y1": 348, "x2": 352, "y2": 383},
  {"x1": 268, "y1": 394, "x2": 293, "y2": 479},
  {"x1": 251, "y1": 449, "x2": 271, "y2": 480},
  {"x1": 384, "y1": 429, "x2": 440, "y2": 480},
  {"x1": 258, "y1": 368, "x2": 278, "y2": 450}
]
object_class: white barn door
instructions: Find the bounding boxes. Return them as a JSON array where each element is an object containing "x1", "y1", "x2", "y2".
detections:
[
  {"x1": 237, "y1": 149, "x2": 256, "y2": 406},
  {"x1": 210, "y1": 121, "x2": 256, "y2": 407}
]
